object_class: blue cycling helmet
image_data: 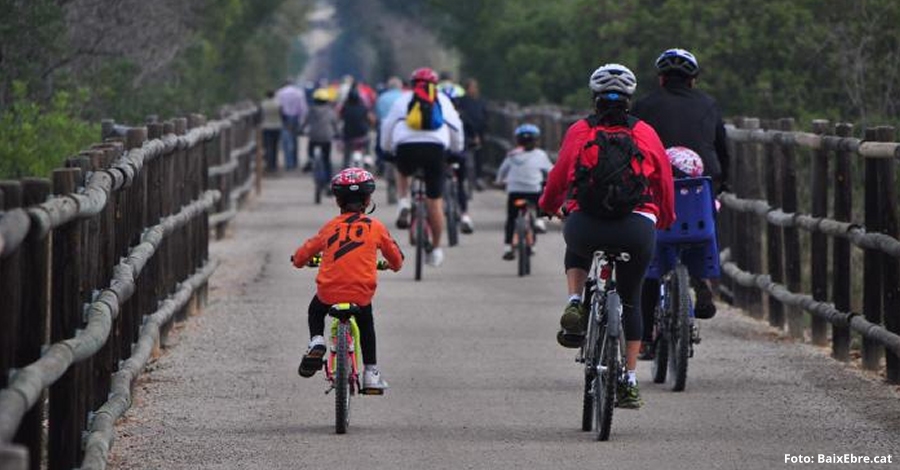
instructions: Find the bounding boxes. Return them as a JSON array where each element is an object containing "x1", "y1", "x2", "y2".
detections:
[
  {"x1": 655, "y1": 48, "x2": 700, "y2": 77},
  {"x1": 514, "y1": 123, "x2": 541, "y2": 139}
]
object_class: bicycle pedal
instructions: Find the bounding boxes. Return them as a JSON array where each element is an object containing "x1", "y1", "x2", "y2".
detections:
[{"x1": 360, "y1": 388, "x2": 385, "y2": 396}]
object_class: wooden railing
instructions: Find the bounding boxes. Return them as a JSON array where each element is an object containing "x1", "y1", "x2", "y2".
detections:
[
  {"x1": 0, "y1": 102, "x2": 260, "y2": 470},
  {"x1": 484, "y1": 104, "x2": 900, "y2": 384}
]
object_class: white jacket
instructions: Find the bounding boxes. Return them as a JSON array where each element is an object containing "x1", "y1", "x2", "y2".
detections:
[{"x1": 379, "y1": 91, "x2": 464, "y2": 153}]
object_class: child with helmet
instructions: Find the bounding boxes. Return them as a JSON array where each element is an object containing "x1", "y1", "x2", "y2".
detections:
[
  {"x1": 291, "y1": 168, "x2": 404, "y2": 391},
  {"x1": 495, "y1": 123, "x2": 554, "y2": 260}
]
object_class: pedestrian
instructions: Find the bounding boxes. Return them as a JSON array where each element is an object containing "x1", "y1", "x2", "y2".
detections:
[
  {"x1": 457, "y1": 78, "x2": 488, "y2": 189},
  {"x1": 276, "y1": 80, "x2": 309, "y2": 171},
  {"x1": 259, "y1": 90, "x2": 282, "y2": 172}
]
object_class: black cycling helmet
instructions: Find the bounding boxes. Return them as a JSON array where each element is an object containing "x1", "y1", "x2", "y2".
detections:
[{"x1": 655, "y1": 48, "x2": 700, "y2": 77}]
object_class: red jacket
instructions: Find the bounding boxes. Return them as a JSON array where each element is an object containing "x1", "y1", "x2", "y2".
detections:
[{"x1": 539, "y1": 117, "x2": 675, "y2": 229}]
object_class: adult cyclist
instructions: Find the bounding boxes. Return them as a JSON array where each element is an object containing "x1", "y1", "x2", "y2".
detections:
[
  {"x1": 380, "y1": 67, "x2": 465, "y2": 267},
  {"x1": 631, "y1": 48, "x2": 730, "y2": 352},
  {"x1": 540, "y1": 63, "x2": 675, "y2": 409}
]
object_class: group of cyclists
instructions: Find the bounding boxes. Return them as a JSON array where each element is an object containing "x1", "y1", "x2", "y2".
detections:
[{"x1": 290, "y1": 48, "x2": 730, "y2": 407}]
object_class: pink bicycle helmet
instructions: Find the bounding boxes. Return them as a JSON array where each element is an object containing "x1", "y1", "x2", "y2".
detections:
[{"x1": 666, "y1": 146, "x2": 704, "y2": 178}]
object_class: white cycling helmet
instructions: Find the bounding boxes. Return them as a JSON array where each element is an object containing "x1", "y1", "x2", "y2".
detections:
[
  {"x1": 588, "y1": 63, "x2": 637, "y2": 97},
  {"x1": 655, "y1": 48, "x2": 700, "y2": 77}
]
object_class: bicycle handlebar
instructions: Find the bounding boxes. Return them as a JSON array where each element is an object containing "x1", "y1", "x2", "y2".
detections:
[{"x1": 293, "y1": 253, "x2": 390, "y2": 271}]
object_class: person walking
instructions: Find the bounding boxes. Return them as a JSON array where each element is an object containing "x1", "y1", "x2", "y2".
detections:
[
  {"x1": 276, "y1": 80, "x2": 309, "y2": 171},
  {"x1": 260, "y1": 90, "x2": 282, "y2": 172}
]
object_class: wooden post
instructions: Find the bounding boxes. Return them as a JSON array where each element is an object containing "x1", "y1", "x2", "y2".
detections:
[
  {"x1": 731, "y1": 117, "x2": 749, "y2": 311},
  {"x1": 743, "y1": 118, "x2": 764, "y2": 317},
  {"x1": 763, "y1": 119, "x2": 785, "y2": 328},
  {"x1": 48, "y1": 167, "x2": 83, "y2": 470},
  {"x1": 15, "y1": 178, "x2": 51, "y2": 470},
  {"x1": 810, "y1": 120, "x2": 830, "y2": 346},
  {"x1": 876, "y1": 126, "x2": 899, "y2": 382},
  {"x1": 0, "y1": 181, "x2": 23, "y2": 391},
  {"x1": 831, "y1": 123, "x2": 853, "y2": 362},
  {"x1": 780, "y1": 118, "x2": 803, "y2": 339},
  {"x1": 862, "y1": 127, "x2": 883, "y2": 370}
]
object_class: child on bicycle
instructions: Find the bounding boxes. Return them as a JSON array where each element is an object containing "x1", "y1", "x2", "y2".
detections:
[
  {"x1": 291, "y1": 168, "x2": 404, "y2": 391},
  {"x1": 495, "y1": 123, "x2": 553, "y2": 260},
  {"x1": 299, "y1": 88, "x2": 339, "y2": 175}
]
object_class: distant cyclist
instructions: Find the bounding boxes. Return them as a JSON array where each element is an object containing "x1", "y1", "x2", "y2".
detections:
[
  {"x1": 293, "y1": 168, "x2": 404, "y2": 391},
  {"x1": 540, "y1": 63, "x2": 675, "y2": 409},
  {"x1": 496, "y1": 123, "x2": 553, "y2": 260},
  {"x1": 380, "y1": 67, "x2": 465, "y2": 267},
  {"x1": 631, "y1": 48, "x2": 729, "y2": 334}
]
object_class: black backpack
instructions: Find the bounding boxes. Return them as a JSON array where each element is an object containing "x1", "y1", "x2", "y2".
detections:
[{"x1": 571, "y1": 116, "x2": 650, "y2": 219}]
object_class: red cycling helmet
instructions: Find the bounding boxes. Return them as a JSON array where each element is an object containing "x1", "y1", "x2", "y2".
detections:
[
  {"x1": 410, "y1": 67, "x2": 439, "y2": 84},
  {"x1": 331, "y1": 168, "x2": 376, "y2": 207}
]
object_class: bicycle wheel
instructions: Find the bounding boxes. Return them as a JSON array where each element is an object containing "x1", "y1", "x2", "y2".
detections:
[
  {"x1": 415, "y1": 198, "x2": 425, "y2": 281},
  {"x1": 651, "y1": 285, "x2": 669, "y2": 384},
  {"x1": 385, "y1": 163, "x2": 398, "y2": 205},
  {"x1": 334, "y1": 322, "x2": 351, "y2": 434},
  {"x1": 593, "y1": 326, "x2": 618, "y2": 441},
  {"x1": 516, "y1": 215, "x2": 528, "y2": 277},
  {"x1": 581, "y1": 296, "x2": 599, "y2": 432},
  {"x1": 668, "y1": 263, "x2": 691, "y2": 391},
  {"x1": 445, "y1": 178, "x2": 459, "y2": 247}
]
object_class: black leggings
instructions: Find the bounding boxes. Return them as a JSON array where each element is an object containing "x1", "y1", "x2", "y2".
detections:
[
  {"x1": 308, "y1": 141, "x2": 333, "y2": 178},
  {"x1": 308, "y1": 296, "x2": 377, "y2": 365},
  {"x1": 563, "y1": 211, "x2": 656, "y2": 342},
  {"x1": 504, "y1": 192, "x2": 541, "y2": 244}
]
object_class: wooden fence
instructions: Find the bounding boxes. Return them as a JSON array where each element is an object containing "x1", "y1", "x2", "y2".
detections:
[
  {"x1": 0, "y1": 102, "x2": 260, "y2": 470},
  {"x1": 484, "y1": 105, "x2": 900, "y2": 383}
]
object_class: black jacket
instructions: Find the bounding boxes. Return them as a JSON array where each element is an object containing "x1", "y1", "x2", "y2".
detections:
[{"x1": 631, "y1": 83, "x2": 730, "y2": 185}]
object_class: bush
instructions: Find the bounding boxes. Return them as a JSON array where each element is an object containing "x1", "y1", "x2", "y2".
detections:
[{"x1": 0, "y1": 82, "x2": 99, "y2": 179}]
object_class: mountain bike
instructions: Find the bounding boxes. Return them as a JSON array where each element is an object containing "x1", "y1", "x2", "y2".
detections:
[
  {"x1": 647, "y1": 177, "x2": 720, "y2": 392},
  {"x1": 575, "y1": 250, "x2": 629, "y2": 441},
  {"x1": 444, "y1": 160, "x2": 462, "y2": 247},
  {"x1": 512, "y1": 198, "x2": 537, "y2": 277},
  {"x1": 305, "y1": 255, "x2": 390, "y2": 434},
  {"x1": 408, "y1": 171, "x2": 432, "y2": 281}
]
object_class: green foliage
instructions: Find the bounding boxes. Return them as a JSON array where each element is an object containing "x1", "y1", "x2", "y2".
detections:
[
  {"x1": 0, "y1": 82, "x2": 99, "y2": 179},
  {"x1": 405, "y1": 0, "x2": 900, "y2": 123}
]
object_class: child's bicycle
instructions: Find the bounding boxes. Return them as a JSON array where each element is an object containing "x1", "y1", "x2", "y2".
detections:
[
  {"x1": 571, "y1": 249, "x2": 630, "y2": 441},
  {"x1": 512, "y1": 198, "x2": 538, "y2": 277},
  {"x1": 646, "y1": 177, "x2": 720, "y2": 392},
  {"x1": 302, "y1": 254, "x2": 390, "y2": 434}
]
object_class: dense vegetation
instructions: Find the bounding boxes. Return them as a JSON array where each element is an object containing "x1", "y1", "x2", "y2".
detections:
[
  {"x1": 376, "y1": 0, "x2": 900, "y2": 125},
  {"x1": 0, "y1": 0, "x2": 310, "y2": 178}
]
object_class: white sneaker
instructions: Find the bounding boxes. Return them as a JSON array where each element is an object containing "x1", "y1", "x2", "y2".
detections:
[
  {"x1": 426, "y1": 247, "x2": 445, "y2": 267},
  {"x1": 396, "y1": 198, "x2": 411, "y2": 229},
  {"x1": 460, "y1": 214, "x2": 474, "y2": 234},
  {"x1": 534, "y1": 218, "x2": 547, "y2": 233},
  {"x1": 307, "y1": 335, "x2": 326, "y2": 351},
  {"x1": 298, "y1": 335, "x2": 327, "y2": 377},
  {"x1": 363, "y1": 366, "x2": 389, "y2": 390}
]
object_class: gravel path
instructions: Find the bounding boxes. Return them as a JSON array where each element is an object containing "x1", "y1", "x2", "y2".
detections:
[{"x1": 110, "y1": 173, "x2": 900, "y2": 470}]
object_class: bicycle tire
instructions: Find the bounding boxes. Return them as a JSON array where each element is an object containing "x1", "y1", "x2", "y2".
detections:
[
  {"x1": 516, "y1": 216, "x2": 528, "y2": 277},
  {"x1": 312, "y1": 154, "x2": 325, "y2": 205},
  {"x1": 651, "y1": 285, "x2": 669, "y2": 384},
  {"x1": 581, "y1": 373, "x2": 593, "y2": 432},
  {"x1": 415, "y1": 199, "x2": 425, "y2": 281},
  {"x1": 445, "y1": 178, "x2": 459, "y2": 247},
  {"x1": 335, "y1": 322, "x2": 351, "y2": 434},
  {"x1": 668, "y1": 263, "x2": 691, "y2": 392},
  {"x1": 594, "y1": 327, "x2": 618, "y2": 441}
]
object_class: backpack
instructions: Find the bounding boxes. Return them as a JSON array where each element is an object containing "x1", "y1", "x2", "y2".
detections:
[
  {"x1": 406, "y1": 83, "x2": 444, "y2": 130},
  {"x1": 571, "y1": 115, "x2": 650, "y2": 219}
]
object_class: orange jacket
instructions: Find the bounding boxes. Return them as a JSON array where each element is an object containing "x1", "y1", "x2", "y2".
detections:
[{"x1": 292, "y1": 212, "x2": 404, "y2": 305}]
